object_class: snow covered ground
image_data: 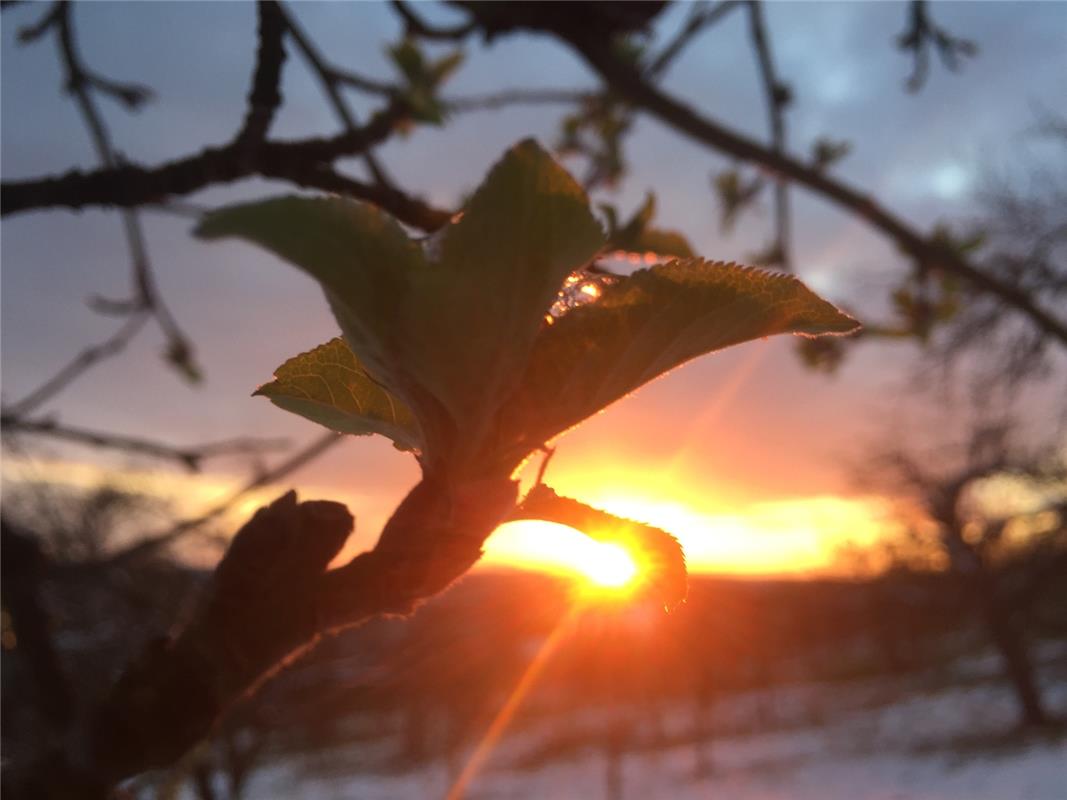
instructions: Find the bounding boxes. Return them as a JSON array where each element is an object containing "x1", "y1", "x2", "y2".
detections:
[{"x1": 247, "y1": 649, "x2": 1067, "y2": 800}]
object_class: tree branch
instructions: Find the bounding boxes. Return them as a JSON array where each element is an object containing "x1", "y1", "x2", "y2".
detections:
[
  {"x1": 2, "y1": 312, "x2": 149, "y2": 417},
  {"x1": 233, "y1": 1, "x2": 287, "y2": 147},
  {"x1": 445, "y1": 87, "x2": 591, "y2": 113},
  {"x1": 0, "y1": 416, "x2": 290, "y2": 472},
  {"x1": 746, "y1": 0, "x2": 791, "y2": 269},
  {"x1": 559, "y1": 31, "x2": 1067, "y2": 347},
  {"x1": 0, "y1": 100, "x2": 454, "y2": 230},
  {"x1": 41, "y1": 1, "x2": 200, "y2": 380},
  {"x1": 647, "y1": 0, "x2": 741, "y2": 79},
  {"x1": 276, "y1": 2, "x2": 396, "y2": 188}
]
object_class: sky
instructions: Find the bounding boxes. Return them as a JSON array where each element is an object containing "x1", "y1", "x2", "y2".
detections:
[{"x1": 2, "y1": 1, "x2": 1065, "y2": 577}]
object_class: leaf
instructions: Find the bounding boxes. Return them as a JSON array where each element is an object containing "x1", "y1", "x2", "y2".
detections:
[
  {"x1": 811, "y1": 137, "x2": 851, "y2": 170},
  {"x1": 495, "y1": 260, "x2": 860, "y2": 461},
  {"x1": 399, "y1": 138, "x2": 604, "y2": 448},
  {"x1": 198, "y1": 140, "x2": 604, "y2": 466},
  {"x1": 387, "y1": 38, "x2": 464, "y2": 124},
  {"x1": 195, "y1": 195, "x2": 424, "y2": 401},
  {"x1": 255, "y1": 338, "x2": 422, "y2": 451},
  {"x1": 713, "y1": 169, "x2": 763, "y2": 233},
  {"x1": 606, "y1": 193, "x2": 695, "y2": 259}
]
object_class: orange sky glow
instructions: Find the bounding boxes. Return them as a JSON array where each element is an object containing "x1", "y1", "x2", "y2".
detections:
[{"x1": 2, "y1": 453, "x2": 895, "y2": 578}]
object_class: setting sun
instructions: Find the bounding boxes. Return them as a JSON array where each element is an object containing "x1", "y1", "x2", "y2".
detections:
[
  {"x1": 582, "y1": 542, "x2": 638, "y2": 589},
  {"x1": 486, "y1": 521, "x2": 644, "y2": 591}
]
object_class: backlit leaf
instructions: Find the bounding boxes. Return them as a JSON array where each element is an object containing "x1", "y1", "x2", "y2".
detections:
[
  {"x1": 495, "y1": 259, "x2": 859, "y2": 461},
  {"x1": 255, "y1": 338, "x2": 422, "y2": 452},
  {"x1": 400, "y1": 138, "x2": 604, "y2": 449},
  {"x1": 195, "y1": 195, "x2": 424, "y2": 401}
]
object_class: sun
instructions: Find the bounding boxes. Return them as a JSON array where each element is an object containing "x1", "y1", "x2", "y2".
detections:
[
  {"x1": 483, "y1": 521, "x2": 643, "y2": 595},
  {"x1": 581, "y1": 542, "x2": 638, "y2": 589}
]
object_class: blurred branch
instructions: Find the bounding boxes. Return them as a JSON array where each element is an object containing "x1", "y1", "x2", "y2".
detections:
[
  {"x1": 32, "y1": 1, "x2": 198, "y2": 381},
  {"x1": 2, "y1": 312, "x2": 149, "y2": 417},
  {"x1": 277, "y1": 2, "x2": 395, "y2": 187},
  {"x1": 259, "y1": 159, "x2": 453, "y2": 231},
  {"x1": 0, "y1": 416, "x2": 290, "y2": 472},
  {"x1": 746, "y1": 0, "x2": 791, "y2": 269},
  {"x1": 390, "y1": 0, "x2": 476, "y2": 41},
  {"x1": 233, "y1": 1, "x2": 287, "y2": 146},
  {"x1": 445, "y1": 87, "x2": 591, "y2": 112},
  {"x1": 647, "y1": 0, "x2": 741, "y2": 79},
  {"x1": 1, "y1": 100, "x2": 454, "y2": 231},
  {"x1": 896, "y1": 0, "x2": 977, "y2": 92},
  {"x1": 553, "y1": 29, "x2": 1067, "y2": 347}
]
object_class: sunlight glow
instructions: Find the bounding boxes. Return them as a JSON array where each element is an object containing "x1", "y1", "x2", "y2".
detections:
[
  {"x1": 485, "y1": 521, "x2": 643, "y2": 592},
  {"x1": 582, "y1": 542, "x2": 638, "y2": 588},
  {"x1": 485, "y1": 492, "x2": 894, "y2": 577}
]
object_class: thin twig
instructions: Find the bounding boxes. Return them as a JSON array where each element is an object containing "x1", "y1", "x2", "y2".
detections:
[
  {"x1": 0, "y1": 417, "x2": 290, "y2": 472},
  {"x1": 278, "y1": 2, "x2": 394, "y2": 187},
  {"x1": 3, "y1": 312, "x2": 149, "y2": 417},
  {"x1": 648, "y1": 1, "x2": 741, "y2": 79},
  {"x1": 445, "y1": 88, "x2": 591, "y2": 113},
  {"x1": 49, "y1": 2, "x2": 199, "y2": 380},
  {"x1": 234, "y1": 0, "x2": 287, "y2": 146},
  {"x1": 746, "y1": 0, "x2": 791, "y2": 269},
  {"x1": 562, "y1": 32, "x2": 1067, "y2": 347}
]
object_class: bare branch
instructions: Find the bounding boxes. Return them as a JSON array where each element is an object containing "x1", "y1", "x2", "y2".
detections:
[
  {"x1": 445, "y1": 87, "x2": 591, "y2": 113},
  {"x1": 746, "y1": 0, "x2": 791, "y2": 269},
  {"x1": 0, "y1": 101, "x2": 453, "y2": 228},
  {"x1": 896, "y1": 0, "x2": 977, "y2": 92},
  {"x1": 647, "y1": 0, "x2": 741, "y2": 79},
  {"x1": 259, "y1": 159, "x2": 453, "y2": 231},
  {"x1": 233, "y1": 0, "x2": 287, "y2": 146},
  {"x1": 3, "y1": 312, "x2": 149, "y2": 417},
  {"x1": 42, "y1": 2, "x2": 200, "y2": 380},
  {"x1": 0, "y1": 416, "x2": 290, "y2": 472},
  {"x1": 558, "y1": 32, "x2": 1067, "y2": 347},
  {"x1": 277, "y1": 2, "x2": 394, "y2": 188}
]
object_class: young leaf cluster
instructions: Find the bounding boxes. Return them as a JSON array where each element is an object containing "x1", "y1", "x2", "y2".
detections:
[{"x1": 198, "y1": 140, "x2": 857, "y2": 479}]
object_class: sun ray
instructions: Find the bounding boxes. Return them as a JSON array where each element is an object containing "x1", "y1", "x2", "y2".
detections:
[
  {"x1": 665, "y1": 340, "x2": 770, "y2": 481},
  {"x1": 446, "y1": 606, "x2": 582, "y2": 800}
]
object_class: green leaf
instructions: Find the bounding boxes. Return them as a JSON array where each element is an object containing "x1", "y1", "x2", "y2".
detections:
[
  {"x1": 195, "y1": 196, "x2": 425, "y2": 401},
  {"x1": 255, "y1": 338, "x2": 422, "y2": 451},
  {"x1": 387, "y1": 39, "x2": 464, "y2": 124},
  {"x1": 713, "y1": 169, "x2": 763, "y2": 233},
  {"x1": 606, "y1": 193, "x2": 695, "y2": 259},
  {"x1": 399, "y1": 138, "x2": 604, "y2": 447},
  {"x1": 198, "y1": 140, "x2": 604, "y2": 466},
  {"x1": 387, "y1": 38, "x2": 426, "y2": 86},
  {"x1": 429, "y1": 51, "x2": 465, "y2": 86},
  {"x1": 495, "y1": 260, "x2": 859, "y2": 460},
  {"x1": 811, "y1": 137, "x2": 851, "y2": 170}
]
